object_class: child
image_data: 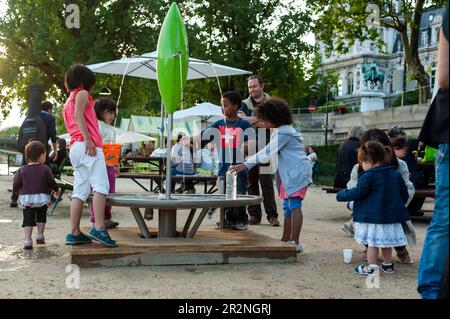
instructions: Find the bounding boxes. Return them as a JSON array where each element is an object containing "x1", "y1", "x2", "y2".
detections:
[
  {"x1": 13, "y1": 141, "x2": 59, "y2": 249},
  {"x1": 49, "y1": 138, "x2": 68, "y2": 177},
  {"x1": 89, "y1": 98, "x2": 120, "y2": 228},
  {"x1": 62, "y1": 64, "x2": 117, "y2": 248},
  {"x1": 195, "y1": 142, "x2": 219, "y2": 176},
  {"x1": 230, "y1": 98, "x2": 311, "y2": 251},
  {"x1": 341, "y1": 129, "x2": 414, "y2": 264},
  {"x1": 171, "y1": 133, "x2": 195, "y2": 193},
  {"x1": 201, "y1": 91, "x2": 254, "y2": 230},
  {"x1": 337, "y1": 141, "x2": 411, "y2": 275}
]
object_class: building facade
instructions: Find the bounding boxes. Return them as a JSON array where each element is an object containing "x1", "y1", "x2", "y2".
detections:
[{"x1": 318, "y1": 6, "x2": 445, "y2": 112}]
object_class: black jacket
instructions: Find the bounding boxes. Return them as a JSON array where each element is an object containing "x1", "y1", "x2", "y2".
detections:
[{"x1": 333, "y1": 137, "x2": 360, "y2": 188}]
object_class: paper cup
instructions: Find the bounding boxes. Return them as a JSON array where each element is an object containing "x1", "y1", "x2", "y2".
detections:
[{"x1": 343, "y1": 249, "x2": 353, "y2": 264}]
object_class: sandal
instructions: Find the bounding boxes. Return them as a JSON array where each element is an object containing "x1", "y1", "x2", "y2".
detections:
[{"x1": 354, "y1": 264, "x2": 378, "y2": 276}]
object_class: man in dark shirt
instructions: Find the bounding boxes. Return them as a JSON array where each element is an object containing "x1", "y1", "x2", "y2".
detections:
[
  {"x1": 238, "y1": 75, "x2": 279, "y2": 226},
  {"x1": 41, "y1": 101, "x2": 57, "y2": 159},
  {"x1": 333, "y1": 126, "x2": 364, "y2": 188}
]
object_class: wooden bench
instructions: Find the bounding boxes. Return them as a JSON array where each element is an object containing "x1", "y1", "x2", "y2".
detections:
[
  {"x1": 322, "y1": 187, "x2": 435, "y2": 198},
  {"x1": 48, "y1": 178, "x2": 74, "y2": 216},
  {"x1": 117, "y1": 173, "x2": 219, "y2": 194}
]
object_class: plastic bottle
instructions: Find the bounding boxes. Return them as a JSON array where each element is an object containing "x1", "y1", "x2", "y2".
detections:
[{"x1": 225, "y1": 171, "x2": 237, "y2": 199}]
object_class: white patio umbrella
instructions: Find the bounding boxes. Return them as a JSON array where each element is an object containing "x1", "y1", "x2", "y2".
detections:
[
  {"x1": 173, "y1": 102, "x2": 223, "y2": 122},
  {"x1": 88, "y1": 51, "x2": 251, "y2": 80},
  {"x1": 115, "y1": 131, "x2": 156, "y2": 144}
]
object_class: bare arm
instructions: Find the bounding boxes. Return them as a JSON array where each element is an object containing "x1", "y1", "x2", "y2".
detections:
[
  {"x1": 74, "y1": 90, "x2": 96, "y2": 156},
  {"x1": 237, "y1": 112, "x2": 261, "y2": 126},
  {"x1": 438, "y1": 28, "x2": 449, "y2": 90}
]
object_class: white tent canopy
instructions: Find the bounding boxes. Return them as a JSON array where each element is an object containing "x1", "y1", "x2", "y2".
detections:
[
  {"x1": 87, "y1": 51, "x2": 251, "y2": 80},
  {"x1": 116, "y1": 131, "x2": 156, "y2": 144},
  {"x1": 58, "y1": 127, "x2": 126, "y2": 143},
  {"x1": 173, "y1": 102, "x2": 223, "y2": 122}
]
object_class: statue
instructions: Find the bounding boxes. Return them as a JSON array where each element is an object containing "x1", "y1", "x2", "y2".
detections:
[{"x1": 361, "y1": 60, "x2": 385, "y2": 90}]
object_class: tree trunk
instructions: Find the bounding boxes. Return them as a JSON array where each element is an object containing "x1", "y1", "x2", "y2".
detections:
[{"x1": 409, "y1": 56, "x2": 431, "y2": 104}]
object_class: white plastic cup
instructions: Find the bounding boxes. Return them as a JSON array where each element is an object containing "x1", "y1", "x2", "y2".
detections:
[{"x1": 343, "y1": 249, "x2": 353, "y2": 264}]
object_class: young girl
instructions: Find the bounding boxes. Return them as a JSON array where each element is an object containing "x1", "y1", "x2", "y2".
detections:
[
  {"x1": 13, "y1": 141, "x2": 59, "y2": 249},
  {"x1": 62, "y1": 64, "x2": 117, "y2": 248},
  {"x1": 337, "y1": 141, "x2": 410, "y2": 275},
  {"x1": 341, "y1": 129, "x2": 414, "y2": 264},
  {"x1": 90, "y1": 98, "x2": 120, "y2": 228},
  {"x1": 230, "y1": 98, "x2": 312, "y2": 251}
]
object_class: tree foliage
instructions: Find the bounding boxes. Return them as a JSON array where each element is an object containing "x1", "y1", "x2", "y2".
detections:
[{"x1": 0, "y1": 0, "x2": 313, "y2": 127}]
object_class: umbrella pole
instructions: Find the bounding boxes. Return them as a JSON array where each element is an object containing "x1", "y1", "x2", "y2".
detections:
[
  {"x1": 160, "y1": 102, "x2": 165, "y2": 149},
  {"x1": 165, "y1": 113, "x2": 173, "y2": 199}
]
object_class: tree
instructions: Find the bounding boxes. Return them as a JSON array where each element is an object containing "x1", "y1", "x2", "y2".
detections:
[
  {"x1": 1, "y1": 0, "x2": 313, "y2": 124},
  {"x1": 306, "y1": 0, "x2": 447, "y2": 103}
]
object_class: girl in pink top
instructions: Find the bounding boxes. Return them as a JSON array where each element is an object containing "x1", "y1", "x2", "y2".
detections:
[{"x1": 62, "y1": 64, "x2": 117, "y2": 248}]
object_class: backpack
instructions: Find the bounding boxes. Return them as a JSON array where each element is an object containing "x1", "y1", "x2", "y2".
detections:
[{"x1": 16, "y1": 85, "x2": 48, "y2": 153}]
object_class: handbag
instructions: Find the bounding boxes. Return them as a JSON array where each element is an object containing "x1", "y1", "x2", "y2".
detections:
[
  {"x1": 402, "y1": 220, "x2": 417, "y2": 247},
  {"x1": 418, "y1": 89, "x2": 449, "y2": 148}
]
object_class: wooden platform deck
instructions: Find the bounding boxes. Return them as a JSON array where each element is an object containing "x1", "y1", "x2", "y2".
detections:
[{"x1": 69, "y1": 227, "x2": 297, "y2": 267}]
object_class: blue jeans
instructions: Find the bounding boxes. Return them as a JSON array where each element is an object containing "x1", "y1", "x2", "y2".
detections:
[{"x1": 418, "y1": 144, "x2": 449, "y2": 299}]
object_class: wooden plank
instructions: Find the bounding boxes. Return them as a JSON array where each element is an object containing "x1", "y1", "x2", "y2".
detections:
[{"x1": 69, "y1": 227, "x2": 297, "y2": 267}]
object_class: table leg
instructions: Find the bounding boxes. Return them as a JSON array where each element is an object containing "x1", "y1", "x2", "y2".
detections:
[
  {"x1": 187, "y1": 208, "x2": 209, "y2": 238},
  {"x1": 181, "y1": 208, "x2": 197, "y2": 238},
  {"x1": 130, "y1": 207, "x2": 152, "y2": 239},
  {"x1": 158, "y1": 209, "x2": 177, "y2": 238}
]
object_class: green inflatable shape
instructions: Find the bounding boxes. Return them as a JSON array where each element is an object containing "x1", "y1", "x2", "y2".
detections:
[{"x1": 157, "y1": 2, "x2": 189, "y2": 114}]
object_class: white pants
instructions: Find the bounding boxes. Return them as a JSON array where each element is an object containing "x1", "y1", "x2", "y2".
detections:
[{"x1": 69, "y1": 141, "x2": 109, "y2": 202}]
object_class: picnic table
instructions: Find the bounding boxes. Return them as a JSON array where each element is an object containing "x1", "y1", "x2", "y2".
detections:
[
  {"x1": 117, "y1": 172, "x2": 219, "y2": 194},
  {"x1": 0, "y1": 149, "x2": 21, "y2": 175},
  {"x1": 87, "y1": 193, "x2": 262, "y2": 238}
]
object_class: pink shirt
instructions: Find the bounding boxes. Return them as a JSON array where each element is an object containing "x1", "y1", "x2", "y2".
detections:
[
  {"x1": 279, "y1": 183, "x2": 308, "y2": 200},
  {"x1": 63, "y1": 88, "x2": 103, "y2": 149}
]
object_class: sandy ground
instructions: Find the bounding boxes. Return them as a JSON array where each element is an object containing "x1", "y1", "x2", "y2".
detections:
[{"x1": 0, "y1": 174, "x2": 433, "y2": 299}]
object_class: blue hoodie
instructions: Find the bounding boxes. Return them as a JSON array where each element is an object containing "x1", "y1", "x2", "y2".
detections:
[
  {"x1": 337, "y1": 164, "x2": 410, "y2": 224},
  {"x1": 244, "y1": 125, "x2": 312, "y2": 196}
]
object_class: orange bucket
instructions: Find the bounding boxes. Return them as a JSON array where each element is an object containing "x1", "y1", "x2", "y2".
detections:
[{"x1": 103, "y1": 143, "x2": 122, "y2": 166}]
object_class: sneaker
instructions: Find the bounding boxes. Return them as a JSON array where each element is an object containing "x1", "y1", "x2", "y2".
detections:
[
  {"x1": 104, "y1": 219, "x2": 119, "y2": 229},
  {"x1": 184, "y1": 188, "x2": 196, "y2": 194},
  {"x1": 36, "y1": 235, "x2": 45, "y2": 245},
  {"x1": 216, "y1": 219, "x2": 234, "y2": 229},
  {"x1": 287, "y1": 240, "x2": 303, "y2": 253},
  {"x1": 268, "y1": 217, "x2": 280, "y2": 227},
  {"x1": 65, "y1": 232, "x2": 93, "y2": 245},
  {"x1": 396, "y1": 247, "x2": 413, "y2": 264},
  {"x1": 354, "y1": 264, "x2": 378, "y2": 276},
  {"x1": 380, "y1": 262, "x2": 395, "y2": 274},
  {"x1": 233, "y1": 222, "x2": 249, "y2": 230},
  {"x1": 249, "y1": 216, "x2": 261, "y2": 225},
  {"x1": 87, "y1": 228, "x2": 118, "y2": 248},
  {"x1": 341, "y1": 223, "x2": 354, "y2": 236},
  {"x1": 23, "y1": 240, "x2": 33, "y2": 250},
  {"x1": 175, "y1": 186, "x2": 185, "y2": 193},
  {"x1": 10, "y1": 200, "x2": 18, "y2": 208}
]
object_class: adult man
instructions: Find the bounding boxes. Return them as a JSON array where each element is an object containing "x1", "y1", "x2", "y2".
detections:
[
  {"x1": 41, "y1": 101, "x2": 57, "y2": 158},
  {"x1": 238, "y1": 75, "x2": 279, "y2": 226},
  {"x1": 10, "y1": 101, "x2": 57, "y2": 207},
  {"x1": 334, "y1": 126, "x2": 364, "y2": 189}
]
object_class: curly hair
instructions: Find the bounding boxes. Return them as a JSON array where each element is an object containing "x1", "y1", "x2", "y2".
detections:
[{"x1": 254, "y1": 97, "x2": 293, "y2": 127}]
